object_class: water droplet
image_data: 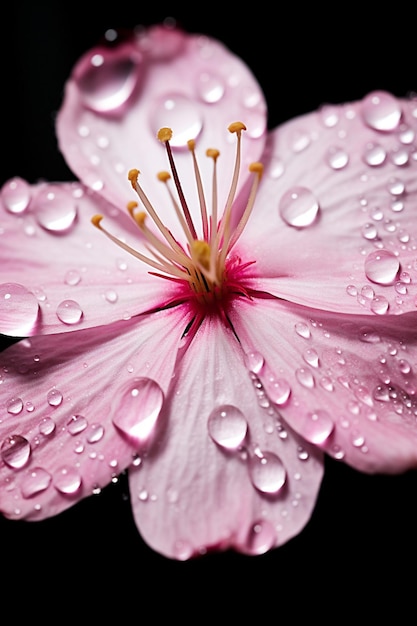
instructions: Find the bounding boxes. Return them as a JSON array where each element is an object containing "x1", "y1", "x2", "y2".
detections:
[
  {"x1": 320, "y1": 104, "x2": 339, "y2": 127},
  {"x1": 47, "y1": 388, "x2": 63, "y2": 407},
  {"x1": 299, "y1": 410, "x2": 334, "y2": 445},
  {"x1": 364, "y1": 250, "x2": 400, "y2": 285},
  {"x1": 56, "y1": 299, "x2": 83, "y2": 324},
  {"x1": 248, "y1": 451, "x2": 286, "y2": 494},
  {"x1": 197, "y1": 71, "x2": 225, "y2": 103},
  {"x1": 76, "y1": 48, "x2": 141, "y2": 113},
  {"x1": 359, "y1": 326, "x2": 381, "y2": 343},
  {"x1": 0, "y1": 283, "x2": 39, "y2": 335},
  {"x1": 112, "y1": 377, "x2": 164, "y2": 445},
  {"x1": 362, "y1": 91, "x2": 402, "y2": 131},
  {"x1": 64, "y1": 270, "x2": 81, "y2": 286},
  {"x1": 244, "y1": 519, "x2": 276, "y2": 555},
  {"x1": 86, "y1": 423, "x2": 105, "y2": 443},
  {"x1": 370, "y1": 295, "x2": 389, "y2": 315},
  {"x1": 326, "y1": 146, "x2": 349, "y2": 170},
  {"x1": 295, "y1": 368, "x2": 315, "y2": 389},
  {"x1": 1, "y1": 435, "x2": 31, "y2": 469},
  {"x1": 104, "y1": 289, "x2": 118, "y2": 303},
  {"x1": 244, "y1": 351, "x2": 264, "y2": 374},
  {"x1": 151, "y1": 94, "x2": 203, "y2": 148},
  {"x1": 362, "y1": 142, "x2": 387, "y2": 166},
  {"x1": 38, "y1": 417, "x2": 56, "y2": 436},
  {"x1": 361, "y1": 223, "x2": 378, "y2": 240},
  {"x1": 67, "y1": 414, "x2": 88, "y2": 435},
  {"x1": 34, "y1": 186, "x2": 77, "y2": 233},
  {"x1": 294, "y1": 322, "x2": 311, "y2": 339},
  {"x1": 387, "y1": 178, "x2": 405, "y2": 196},
  {"x1": 303, "y1": 348, "x2": 319, "y2": 368},
  {"x1": 279, "y1": 187, "x2": 319, "y2": 228},
  {"x1": 53, "y1": 466, "x2": 82, "y2": 494},
  {"x1": 207, "y1": 405, "x2": 248, "y2": 450},
  {"x1": 6, "y1": 397, "x2": 24, "y2": 415},
  {"x1": 263, "y1": 377, "x2": 291, "y2": 406},
  {"x1": 21, "y1": 467, "x2": 52, "y2": 498},
  {"x1": 1, "y1": 177, "x2": 31, "y2": 214}
]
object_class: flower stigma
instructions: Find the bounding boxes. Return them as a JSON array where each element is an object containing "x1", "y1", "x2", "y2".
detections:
[{"x1": 92, "y1": 122, "x2": 263, "y2": 325}]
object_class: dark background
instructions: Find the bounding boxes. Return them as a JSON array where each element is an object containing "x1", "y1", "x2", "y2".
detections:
[{"x1": 1, "y1": 2, "x2": 416, "y2": 616}]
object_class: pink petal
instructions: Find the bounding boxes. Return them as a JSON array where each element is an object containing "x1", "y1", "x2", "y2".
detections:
[
  {"x1": 56, "y1": 24, "x2": 267, "y2": 233},
  {"x1": 129, "y1": 315, "x2": 324, "y2": 559},
  {"x1": 238, "y1": 92, "x2": 417, "y2": 316},
  {"x1": 231, "y1": 297, "x2": 417, "y2": 473},
  {"x1": 0, "y1": 306, "x2": 187, "y2": 520},
  {"x1": 0, "y1": 180, "x2": 178, "y2": 335}
]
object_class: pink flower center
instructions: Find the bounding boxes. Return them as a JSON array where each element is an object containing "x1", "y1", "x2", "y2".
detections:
[{"x1": 92, "y1": 122, "x2": 262, "y2": 320}]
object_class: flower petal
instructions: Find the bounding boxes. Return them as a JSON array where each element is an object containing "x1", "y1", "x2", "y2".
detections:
[
  {"x1": 129, "y1": 315, "x2": 324, "y2": 559},
  {"x1": 231, "y1": 296, "x2": 417, "y2": 473},
  {"x1": 238, "y1": 92, "x2": 417, "y2": 316},
  {"x1": 56, "y1": 25, "x2": 267, "y2": 233},
  {"x1": 0, "y1": 180, "x2": 179, "y2": 335},
  {"x1": 0, "y1": 306, "x2": 187, "y2": 520}
]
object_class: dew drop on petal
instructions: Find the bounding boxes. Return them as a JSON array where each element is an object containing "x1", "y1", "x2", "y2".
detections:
[
  {"x1": 362, "y1": 142, "x2": 387, "y2": 166},
  {"x1": 6, "y1": 397, "x2": 24, "y2": 415},
  {"x1": 112, "y1": 378, "x2": 164, "y2": 445},
  {"x1": 0, "y1": 283, "x2": 40, "y2": 336},
  {"x1": 1, "y1": 435, "x2": 31, "y2": 469},
  {"x1": 56, "y1": 299, "x2": 83, "y2": 325},
  {"x1": 370, "y1": 296, "x2": 389, "y2": 315},
  {"x1": 38, "y1": 417, "x2": 56, "y2": 436},
  {"x1": 207, "y1": 405, "x2": 248, "y2": 450},
  {"x1": 47, "y1": 388, "x2": 63, "y2": 407},
  {"x1": 86, "y1": 423, "x2": 105, "y2": 443},
  {"x1": 244, "y1": 351, "x2": 264, "y2": 374},
  {"x1": 299, "y1": 410, "x2": 334, "y2": 445},
  {"x1": 197, "y1": 71, "x2": 225, "y2": 103},
  {"x1": 303, "y1": 348, "x2": 320, "y2": 368},
  {"x1": 66, "y1": 414, "x2": 88, "y2": 435},
  {"x1": 21, "y1": 467, "x2": 52, "y2": 498},
  {"x1": 326, "y1": 146, "x2": 349, "y2": 170},
  {"x1": 248, "y1": 451, "x2": 286, "y2": 494},
  {"x1": 244, "y1": 519, "x2": 276, "y2": 555},
  {"x1": 279, "y1": 186, "x2": 319, "y2": 228},
  {"x1": 364, "y1": 250, "x2": 400, "y2": 285},
  {"x1": 1, "y1": 177, "x2": 31, "y2": 214},
  {"x1": 53, "y1": 466, "x2": 82, "y2": 494},
  {"x1": 34, "y1": 186, "x2": 77, "y2": 233},
  {"x1": 263, "y1": 377, "x2": 291, "y2": 405},
  {"x1": 64, "y1": 270, "x2": 81, "y2": 286},
  {"x1": 76, "y1": 49, "x2": 141, "y2": 113},
  {"x1": 151, "y1": 94, "x2": 203, "y2": 148},
  {"x1": 362, "y1": 91, "x2": 402, "y2": 131},
  {"x1": 294, "y1": 322, "x2": 311, "y2": 339},
  {"x1": 295, "y1": 367, "x2": 315, "y2": 389}
]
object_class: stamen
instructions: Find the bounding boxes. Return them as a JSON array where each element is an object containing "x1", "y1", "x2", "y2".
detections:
[
  {"x1": 157, "y1": 171, "x2": 195, "y2": 247},
  {"x1": 227, "y1": 161, "x2": 264, "y2": 252},
  {"x1": 158, "y1": 128, "x2": 197, "y2": 239},
  {"x1": 188, "y1": 139, "x2": 209, "y2": 241}
]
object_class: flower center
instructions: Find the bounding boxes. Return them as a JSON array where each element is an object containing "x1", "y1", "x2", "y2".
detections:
[{"x1": 92, "y1": 122, "x2": 263, "y2": 318}]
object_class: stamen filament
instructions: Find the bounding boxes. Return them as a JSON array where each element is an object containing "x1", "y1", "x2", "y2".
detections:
[
  {"x1": 226, "y1": 161, "x2": 264, "y2": 253},
  {"x1": 157, "y1": 171, "x2": 195, "y2": 248},
  {"x1": 188, "y1": 139, "x2": 209, "y2": 241}
]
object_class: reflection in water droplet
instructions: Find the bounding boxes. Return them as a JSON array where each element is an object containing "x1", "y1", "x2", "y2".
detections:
[
  {"x1": 56, "y1": 299, "x2": 83, "y2": 325},
  {"x1": 294, "y1": 322, "x2": 311, "y2": 339},
  {"x1": 244, "y1": 351, "x2": 264, "y2": 374},
  {"x1": 67, "y1": 414, "x2": 88, "y2": 435},
  {"x1": 295, "y1": 368, "x2": 315, "y2": 389},
  {"x1": 112, "y1": 377, "x2": 164, "y2": 445},
  {"x1": 362, "y1": 91, "x2": 402, "y2": 131},
  {"x1": 21, "y1": 467, "x2": 52, "y2": 498},
  {"x1": 38, "y1": 417, "x2": 56, "y2": 436},
  {"x1": 6, "y1": 397, "x2": 24, "y2": 415},
  {"x1": 279, "y1": 187, "x2": 319, "y2": 228},
  {"x1": 47, "y1": 388, "x2": 63, "y2": 407},
  {"x1": 370, "y1": 296, "x2": 389, "y2": 315},
  {"x1": 207, "y1": 405, "x2": 248, "y2": 450},
  {"x1": 1, "y1": 435, "x2": 31, "y2": 469},
  {"x1": 86, "y1": 423, "x2": 105, "y2": 443},
  {"x1": 151, "y1": 94, "x2": 203, "y2": 148},
  {"x1": 64, "y1": 270, "x2": 81, "y2": 286},
  {"x1": 53, "y1": 466, "x2": 82, "y2": 494},
  {"x1": 364, "y1": 250, "x2": 400, "y2": 285},
  {"x1": 362, "y1": 142, "x2": 386, "y2": 166},
  {"x1": 299, "y1": 410, "x2": 334, "y2": 444},
  {"x1": 248, "y1": 451, "x2": 286, "y2": 494},
  {"x1": 326, "y1": 146, "x2": 349, "y2": 170},
  {"x1": 76, "y1": 49, "x2": 141, "y2": 113},
  {"x1": 1, "y1": 177, "x2": 31, "y2": 214},
  {"x1": 263, "y1": 377, "x2": 291, "y2": 405},
  {"x1": 197, "y1": 71, "x2": 225, "y2": 103},
  {"x1": 0, "y1": 283, "x2": 40, "y2": 336},
  {"x1": 34, "y1": 186, "x2": 77, "y2": 233},
  {"x1": 244, "y1": 519, "x2": 276, "y2": 555}
]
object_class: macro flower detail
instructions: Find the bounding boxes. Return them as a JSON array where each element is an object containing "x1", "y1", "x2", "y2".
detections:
[{"x1": 1, "y1": 24, "x2": 417, "y2": 559}]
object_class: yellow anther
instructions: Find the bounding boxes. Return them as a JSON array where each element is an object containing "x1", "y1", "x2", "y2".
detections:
[
  {"x1": 206, "y1": 148, "x2": 220, "y2": 161},
  {"x1": 228, "y1": 121, "x2": 247, "y2": 135},
  {"x1": 249, "y1": 161, "x2": 264, "y2": 178},
  {"x1": 127, "y1": 200, "x2": 138, "y2": 212},
  {"x1": 134, "y1": 211, "x2": 147, "y2": 227},
  {"x1": 157, "y1": 171, "x2": 171, "y2": 182},
  {"x1": 187, "y1": 139, "x2": 196, "y2": 151},
  {"x1": 91, "y1": 214, "x2": 103, "y2": 229},
  {"x1": 128, "y1": 168, "x2": 140, "y2": 187},
  {"x1": 192, "y1": 239, "x2": 211, "y2": 270},
  {"x1": 157, "y1": 127, "x2": 173, "y2": 142}
]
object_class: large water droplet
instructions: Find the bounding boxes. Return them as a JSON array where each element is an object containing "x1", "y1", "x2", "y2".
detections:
[
  {"x1": 299, "y1": 410, "x2": 334, "y2": 444},
  {"x1": 34, "y1": 186, "x2": 77, "y2": 233},
  {"x1": 244, "y1": 351, "x2": 264, "y2": 374},
  {"x1": 112, "y1": 377, "x2": 164, "y2": 445},
  {"x1": 362, "y1": 91, "x2": 402, "y2": 131},
  {"x1": 1, "y1": 435, "x2": 31, "y2": 469},
  {"x1": 244, "y1": 519, "x2": 276, "y2": 555},
  {"x1": 263, "y1": 377, "x2": 291, "y2": 405},
  {"x1": 1, "y1": 177, "x2": 31, "y2": 214},
  {"x1": 53, "y1": 466, "x2": 82, "y2": 494},
  {"x1": 46, "y1": 388, "x2": 63, "y2": 407},
  {"x1": 248, "y1": 451, "x2": 286, "y2": 494},
  {"x1": 364, "y1": 250, "x2": 400, "y2": 285},
  {"x1": 207, "y1": 405, "x2": 248, "y2": 450},
  {"x1": 76, "y1": 48, "x2": 141, "y2": 113},
  {"x1": 67, "y1": 414, "x2": 88, "y2": 435},
  {"x1": 0, "y1": 283, "x2": 39, "y2": 335},
  {"x1": 21, "y1": 467, "x2": 52, "y2": 498},
  {"x1": 6, "y1": 397, "x2": 24, "y2": 415},
  {"x1": 151, "y1": 94, "x2": 203, "y2": 148},
  {"x1": 279, "y1": 186, "x2": 319, "y2": 228},
  {"x1": 56, "y1": 299, "x2": 83, "y2": 325}
]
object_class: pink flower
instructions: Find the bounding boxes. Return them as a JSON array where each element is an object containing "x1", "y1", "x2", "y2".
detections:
[{"x1": 1, "y1": 24, "x2": 417, "y2": 559}]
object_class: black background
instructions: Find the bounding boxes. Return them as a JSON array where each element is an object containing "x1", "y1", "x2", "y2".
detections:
[{"x1": 1, "y1": 3, "x2": 416, "y2": 617}]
